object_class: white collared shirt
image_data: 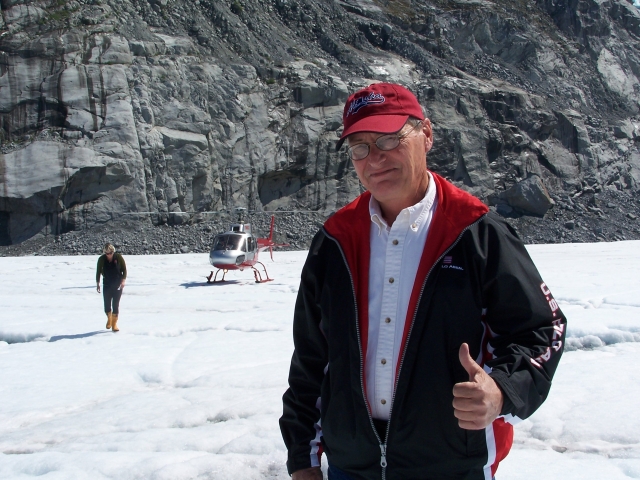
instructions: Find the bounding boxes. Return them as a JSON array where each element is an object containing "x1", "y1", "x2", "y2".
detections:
[{"x1": 366, "y1": 172, "x2": 438, "y2": 420}]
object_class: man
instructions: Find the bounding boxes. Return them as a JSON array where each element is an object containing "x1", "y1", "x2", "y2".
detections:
[
  {"x1": 96, "y1": 243, "x2": 127, "y2": 332},
  {"x1": 280, "y1": 83, "x2": 566, "y2": 480}
]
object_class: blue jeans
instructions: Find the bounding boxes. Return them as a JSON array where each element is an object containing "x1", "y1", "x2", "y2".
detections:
[
  {"x1": 328, "y1": 464, "x2": 495, "y2": 480},
  {"x1": 327, "y1": 464, "x2": 354, "y2": 480}
]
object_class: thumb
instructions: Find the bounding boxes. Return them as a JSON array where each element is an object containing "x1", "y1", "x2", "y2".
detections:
[{"x1": 459, "y1": 343, "x2": 482, "y2": 381}]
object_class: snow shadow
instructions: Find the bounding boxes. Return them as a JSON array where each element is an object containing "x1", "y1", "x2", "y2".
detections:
[
  {"x1": 180, "y1": 280, "x2": 241, "y2": 288},
  {"x1": 59, "y1": 286, "x2": 99, "y2": 290},
  {"x1": 49, "y1": 331, "x2": 106, "y2": 342},
  {"x1": 566, "y1": 329, "x2": 640, "y2": 350},
  {"x1": 0, "y1": 332, "x2": 46, "y2": 344}
]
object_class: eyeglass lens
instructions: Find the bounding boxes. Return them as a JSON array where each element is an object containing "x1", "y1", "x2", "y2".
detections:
[
  {"x1": 347, "y1": 122, "x2": 421, "y2": 161},
  {"x1": 348, "y1": 135, "x2": 399, "y2": 161}
]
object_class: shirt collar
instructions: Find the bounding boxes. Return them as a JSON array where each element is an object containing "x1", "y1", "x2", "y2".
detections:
[{"x1": 369, "y1": 171, "x2": 437, "y2": 235}]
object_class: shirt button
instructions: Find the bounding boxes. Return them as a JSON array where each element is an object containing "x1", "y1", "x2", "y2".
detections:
[
  {"x1": 385, "y1": 317, "x2": 391, "y2": 324},
  {"x1": 381, "y1": 399, "x2": 387, "y2": 405},
  {"x1": 411, "y1": 223, "x2": 417, "y2": 229},
  {"x1": 381, "y1": 358, "x2": 387, "y2": 365},
  {"x1": 388, "y1": 277, "x2": 394, "y2": 284},
  {"x1": 392, "y1": 239, "x2": 398, "y2": 245}
]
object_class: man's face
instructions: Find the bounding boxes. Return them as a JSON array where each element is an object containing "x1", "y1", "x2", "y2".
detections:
[{"x1": 347, "y1": 119, "x2": 433, "y2": 211}]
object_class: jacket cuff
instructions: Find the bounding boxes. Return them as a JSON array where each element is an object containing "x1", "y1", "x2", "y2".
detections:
[
  {"x1": 287, "y1": 457, "x2": 314, "y2": 476},
  {"x1": 489, "y1": 370, "x2": 525, "y2": 416}
]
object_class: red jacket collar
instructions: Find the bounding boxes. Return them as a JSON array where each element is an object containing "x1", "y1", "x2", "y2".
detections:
[{"x1": 324, "y1": 172, "x2": 489, "y2": 274}]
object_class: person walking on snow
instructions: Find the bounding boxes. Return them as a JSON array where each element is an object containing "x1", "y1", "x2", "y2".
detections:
[
  {"x1": 280, "y1": 82, "x2": 566, "y2": 480},
  {"x1": 96, "y1": 243, "x2": 127, "y2": 332}
]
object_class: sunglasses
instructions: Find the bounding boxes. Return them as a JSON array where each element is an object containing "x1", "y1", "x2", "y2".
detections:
[{"x1": 346, "y1": 121, "x2": 423, "y2": 161}]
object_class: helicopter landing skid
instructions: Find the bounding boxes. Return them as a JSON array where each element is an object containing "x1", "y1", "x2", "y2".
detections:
[
  {"x1": 206, "y1": 269, "x2": 228, "y2": 283},
  {"x1": 252, "y1": 262, "x2": 273, "y2": 283}
]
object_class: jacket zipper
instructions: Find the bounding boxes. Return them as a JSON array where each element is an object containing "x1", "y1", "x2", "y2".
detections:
[
  {"x1": 325, "y1": 215, "x2": 486, "y2": 480},
  {"x1": 383, "y1": 215, "x2": 487, "y2": 478}
]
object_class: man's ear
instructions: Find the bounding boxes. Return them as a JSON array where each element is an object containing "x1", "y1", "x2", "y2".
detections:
[{"x1": 423, "y1": 119, "x2": 433, "y2": 153}]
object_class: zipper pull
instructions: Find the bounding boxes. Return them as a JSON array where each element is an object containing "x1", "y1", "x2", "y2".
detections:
[{"x1": 380, "y1": 443, "x2": 388, "y2": 468}]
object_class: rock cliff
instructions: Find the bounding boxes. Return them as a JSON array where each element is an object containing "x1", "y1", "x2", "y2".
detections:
[{"x1": 1, "y1": 0, "x2": 639, "y2": 245}]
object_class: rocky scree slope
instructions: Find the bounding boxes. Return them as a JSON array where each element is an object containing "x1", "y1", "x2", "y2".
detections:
[
  {"x1": 0, "y1": 0, "x2": 639, "y2": 254},
  {"x1": 1, "y1": 189, "x2": 638, "y2": 258}
]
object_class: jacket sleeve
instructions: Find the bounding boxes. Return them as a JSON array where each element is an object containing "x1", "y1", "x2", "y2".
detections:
[
  {"x1": 118, "y1": 254, "x2": 127, "y2": 280},
  {"x1": 280, "y1": 232, "x2": 328, "y2": 475},
  {"x1": 96, "y1": 256, "x2": 104, "y2": 283},
  {"x1": 479, "y1": 214, "x2": 566, "y2": 421}
]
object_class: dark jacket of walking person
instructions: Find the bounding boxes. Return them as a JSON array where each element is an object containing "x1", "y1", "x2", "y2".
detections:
[
  {"x1": 96, "y1": 243, "x2": 127, "y2": 332},
  {"x1": 280, "y1": 83, "x2": 566, "y2": 480}
]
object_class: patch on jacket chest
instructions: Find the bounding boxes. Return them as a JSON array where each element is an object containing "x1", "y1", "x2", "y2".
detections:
[{"x1": 441, "y1": 255, "x2": 464, "y2": 271}]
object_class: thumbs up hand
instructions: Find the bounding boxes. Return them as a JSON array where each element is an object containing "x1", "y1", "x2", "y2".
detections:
[{"x1": 452, "y1": 343, "x2": 504, "y2": 430}]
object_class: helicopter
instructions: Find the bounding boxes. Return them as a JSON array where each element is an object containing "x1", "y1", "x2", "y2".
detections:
[{"x1": 206, "y1": 208, "x2": 288, "y2": 283}]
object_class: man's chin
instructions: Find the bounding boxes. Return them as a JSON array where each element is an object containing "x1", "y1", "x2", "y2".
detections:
[
  {"x1": 367, "y1": 185, "x2": 402, "y2": 204},
  {"x1": 368, "y1": 168, "x2": 398, "y2": 180},
  {"x1": 366, "y1": 175, "x2": 400, "y2": 192}
]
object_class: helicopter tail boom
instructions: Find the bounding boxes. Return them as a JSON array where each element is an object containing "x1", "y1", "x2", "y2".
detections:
[{"x1": 257, "y1": 215, "x2": 288, "y2": 258}]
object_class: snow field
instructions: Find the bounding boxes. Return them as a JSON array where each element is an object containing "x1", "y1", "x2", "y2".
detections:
[{"x1": 0, "y1": 243, "x2": 639, "y2": 479}]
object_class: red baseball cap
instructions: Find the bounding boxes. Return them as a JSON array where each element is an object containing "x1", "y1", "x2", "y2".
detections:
[{"x1": 336, "y1": 82, "x2": 424, "y2": 151}]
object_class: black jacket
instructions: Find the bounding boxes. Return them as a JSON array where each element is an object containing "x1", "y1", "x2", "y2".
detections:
[
  {"x1": 96, "y1": 253, "x2": 127, "y2": 287},
  {"x1": 280, "y1": 174, "x2": 566, "y2": 480}
]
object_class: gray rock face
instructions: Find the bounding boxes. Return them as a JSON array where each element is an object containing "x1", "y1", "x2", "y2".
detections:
[
  {"x1": 497, "y1": 175, "x2": 555, "y2": 217},
  {"x1": 1, "y1": 0, "x2": 640, "y2": 244}
]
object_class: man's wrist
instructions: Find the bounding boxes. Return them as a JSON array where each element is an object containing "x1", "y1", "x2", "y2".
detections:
[{"x1": 291, "y1": 466, "x2": 322, "y2": 479}]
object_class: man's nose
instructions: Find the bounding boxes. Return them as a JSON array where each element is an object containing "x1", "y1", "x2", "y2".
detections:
[{"x1": 366, "y1": 145, "x2": 387, "y2": 167}]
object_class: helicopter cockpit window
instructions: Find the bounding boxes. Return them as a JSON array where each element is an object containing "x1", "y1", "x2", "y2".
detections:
[{"x1": 213, "y1": 234, "x2": 244, "y2": 251}]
